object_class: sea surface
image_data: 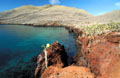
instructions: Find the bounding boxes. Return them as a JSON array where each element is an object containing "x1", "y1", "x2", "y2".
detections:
[{"x1": 0, "y1": 24, "x2": 77, "y2": 78}]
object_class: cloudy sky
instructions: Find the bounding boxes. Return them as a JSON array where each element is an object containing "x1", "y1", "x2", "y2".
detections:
[{"x1": 0, "y1": 0, "x2": 120, "y2": 16}]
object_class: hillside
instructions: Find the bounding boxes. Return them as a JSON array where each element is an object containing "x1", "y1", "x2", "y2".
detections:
[
  {"x1": 0, "y1": 5, "x2": 92, "y2": 26},
  {"x1": 0, "y1": 5, "x2": 120, "y2": 27},
  {"x1": 87, "y1": 10, "x2": 120, "y2": 24}
]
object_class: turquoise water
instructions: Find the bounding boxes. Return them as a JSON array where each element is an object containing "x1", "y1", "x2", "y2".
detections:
[{"x1": 0, "y1": 24, "x2": 77, "y2": 78}]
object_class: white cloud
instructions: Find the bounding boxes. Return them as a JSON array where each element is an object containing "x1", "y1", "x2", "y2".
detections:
[
  {"x1": 96, "y1": 12, "x2": 106, "y2": 16},
  {"x1": 115, "y1": 2, "x2": 120, "y2": 6},
  {"x1": 49, "y1": 0, "x2": 60, "y2": 5}
]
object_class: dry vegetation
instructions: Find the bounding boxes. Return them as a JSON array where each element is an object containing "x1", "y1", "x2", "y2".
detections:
[{"x1": 80, "y1": 22, "x2": 120, "y2": 36}]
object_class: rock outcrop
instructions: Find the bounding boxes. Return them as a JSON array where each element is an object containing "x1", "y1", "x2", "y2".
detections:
[
  {"x1": 42, "y1": 66, "x2": 95, "y2": 78},
  {"x1": 34, "y1": 41, "x2": 96, "y2": 78},
  {"x1": 73, "y1": 31, "x2": 120, "y2": 78},
  {"x1": 34, "y1": 41, "x2": 68, "y2": 78}
]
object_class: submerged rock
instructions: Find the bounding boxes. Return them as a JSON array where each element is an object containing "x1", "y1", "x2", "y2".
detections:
[{"x1": 34, "y1": 41, "x2": 68, "y2": 78}]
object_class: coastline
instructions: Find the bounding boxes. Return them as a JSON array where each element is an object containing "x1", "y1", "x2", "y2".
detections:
[
  {"x1": 0, "y1": 23, "x2": 120, "y2": 78},
  {"x1": 31, "y1": 23, "x2": 120, "y2": 78}
]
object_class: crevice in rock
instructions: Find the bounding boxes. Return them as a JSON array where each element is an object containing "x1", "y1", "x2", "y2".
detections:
[{"x1": 65, "y1": 26, "x2": 97, "y2": 77}]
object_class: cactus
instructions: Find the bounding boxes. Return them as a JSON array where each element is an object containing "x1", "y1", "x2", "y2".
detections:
[
  {"x1": 80, "y1": 22, "x2": 120, "y2": 36},
  {"x1": 42, "y1": 43, "x2": 50, "y2": 68}
]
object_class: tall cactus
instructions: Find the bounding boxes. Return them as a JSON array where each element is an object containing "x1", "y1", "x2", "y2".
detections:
[
  {"x1": 44, "y1": 49, "x2": 48, "y2": 68},
  {"x1": 44, "y1": 43, "x2": 50, "y2": 68}
]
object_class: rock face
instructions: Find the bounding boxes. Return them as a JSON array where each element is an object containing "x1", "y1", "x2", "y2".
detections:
[
  {"x1": 42, "y1": 66, "x2": 95, "y2": 78},
  {"x1": 65, "y1": 27, "x2": 83, "y2": 38},
  {"x1": 34, "y1": 41, "x2": 96, "y2": 78},
  {"x1": 34, "y1": 41, "x2": 68, "y2": 78},
  {"x1": 74, "y1": 32, "x2": 120, "y2": 78}
]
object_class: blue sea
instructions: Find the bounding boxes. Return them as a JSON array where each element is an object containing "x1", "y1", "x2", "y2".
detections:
[{"x1": 0, "y1": 24, "x2": 77, "y2": 78}]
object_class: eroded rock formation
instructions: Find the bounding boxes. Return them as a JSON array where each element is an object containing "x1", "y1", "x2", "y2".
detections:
[
  {"x1": 74, "y1": 31, "x2": 120, "y2": 78},
  {"x1": 34, "y1": 41, "x2": 68, "y2": 78},
  {"x1": 35, "y1": 41, "x2": 96, "y2": 78},
  {"x1": 34, "y1": 26, "x2": 120, "y2": 78}
]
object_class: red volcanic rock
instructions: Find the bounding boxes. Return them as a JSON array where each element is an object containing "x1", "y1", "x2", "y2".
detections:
[
  {"x1": 73, "y1": 37, "x2": 89, "y2": 66},
  {"x1": 73, "y1": 28, "x2": 83, "y2": 37},
  {"x1": 34, "y1": 31, "x2": 120, "y2": 78},
  {"x1": 65, "y1": 27, "x2": 83, "y2": 37},
  {"x1": 105, "y1": 32, "x2": 120, "y2": 43},
  {"x1": 42, "y1": 66, "x2": 95, "y2": 78},
  {"x1": 34, "y1": 41, "x2": 68, "y2": 78},
  {"x1": 74, "y1": 32, "x2": 120, "y2": 78}
]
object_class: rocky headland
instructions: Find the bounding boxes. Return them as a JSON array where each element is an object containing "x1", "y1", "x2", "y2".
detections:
[
  {"x1": 35, "y1": 30, "x2": 120, "y2": 78},
  {"x1": 0, "y1": 5, "x2": 120, "y2": 78},
  {"x1": 35, "y1": 41, "x2": 95, "y2": 78},
  {"x1": 70, "y1": 28, "x2": 120, "y2": 78}
]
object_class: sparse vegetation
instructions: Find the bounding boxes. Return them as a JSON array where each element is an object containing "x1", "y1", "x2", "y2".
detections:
[{"x1": 80, "y1": 22, "x2": 120, "y2": 36}]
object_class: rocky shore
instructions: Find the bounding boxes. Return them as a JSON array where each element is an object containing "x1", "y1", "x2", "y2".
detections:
[
  {"x1": 34, "y1": 42, "x2": 68, "y2": 78},
  {"x1": 66, "y1": 26, "x2": 120, "y2": 78},
  {"x1": 0, "y1": 22, "x2": 119, "y2": 78},
  {"x1": 34, "y1": 25, "x2": 120, "y2": 78},
  {"x1": 0, "y1": 5, "x2": 120, "y2": 78},
  {"x1": 35, "y1": 41, "x2": 95, "y2": 78}
]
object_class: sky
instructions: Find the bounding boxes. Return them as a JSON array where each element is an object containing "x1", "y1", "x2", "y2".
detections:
[{"x1": 0, "y1": 0, "x2": 120, "y2": 16}]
